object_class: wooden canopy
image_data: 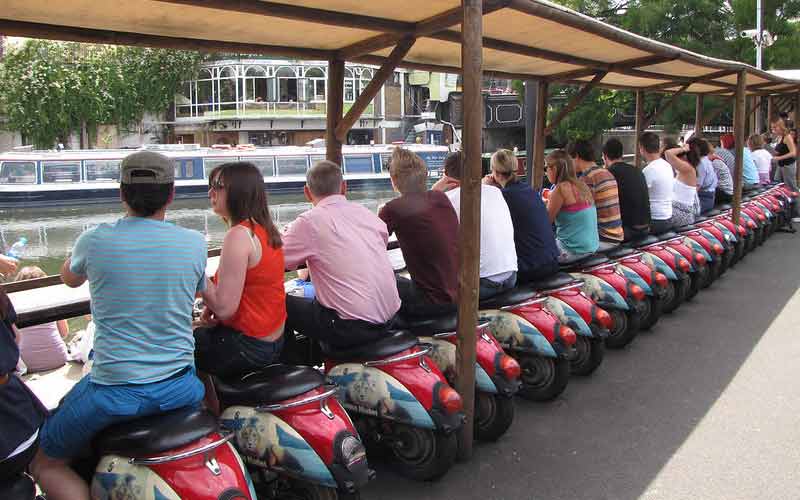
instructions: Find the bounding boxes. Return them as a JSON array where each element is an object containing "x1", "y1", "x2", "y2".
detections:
[{"x1": 1, "y1": 0, "x2": 799, "y2": 96}]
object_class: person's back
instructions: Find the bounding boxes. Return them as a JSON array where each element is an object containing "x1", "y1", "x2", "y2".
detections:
[
  {"x1": 501, "y1": 181, "x2": 559, "y2": 282},
  {"x1": 283, "y1": 161, "x2": 400, "y2": 348},
  {"x1": 569, "y1": 140, "x2": 623, "y2": 243},
  {"x1": 603, "y1": 139, "x2": 651, "y2": 241},
  {"x1": 639, "y1": 132, "x2": 674, "y2": 233},
  {"x1": 749, "y1": 134, "x2": 772, "y2": 184},
  {"x1": 18, "y1": 322, "x2": 67, "y2": 373},
  {"x1": 742, "y1": 147, "x2": 760, "y2": 186}
]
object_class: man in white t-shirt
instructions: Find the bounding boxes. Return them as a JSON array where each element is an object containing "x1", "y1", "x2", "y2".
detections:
[
  {"x1": 639, "y1": 132, "x2": 675, "y2": 234},
  {"x1": 432, "y1": 151, "x2": 518, "y2": 299}
]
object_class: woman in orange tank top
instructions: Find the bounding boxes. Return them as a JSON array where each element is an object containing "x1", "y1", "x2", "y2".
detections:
[{"x1": 194, "y1": 162, "x2": 287, "y2": 380}]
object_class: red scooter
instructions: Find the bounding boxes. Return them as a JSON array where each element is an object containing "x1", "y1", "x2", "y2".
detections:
[{"x1": 214, "y1": 364, "x2": 372, "y2": 499}]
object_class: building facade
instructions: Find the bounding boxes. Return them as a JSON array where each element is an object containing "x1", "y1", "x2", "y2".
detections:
[{"x1": 172, "y1": 59, "x2": 412, "y2": 147}]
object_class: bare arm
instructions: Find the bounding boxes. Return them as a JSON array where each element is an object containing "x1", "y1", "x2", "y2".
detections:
[
  {"x1": 201, "y1": 227, "x2": 251, "y2": 320},
  {"x1": 774, "y1": 134, "x2": 797, "y2": 161},
  {"x1": 56, "y1": 320, "x2": 69, "y2": 339},
  {"x1": 664, "y1": 147, "x2": 694, "y2": 175},
  {"x1": 546, "y1": 185, "x2": 564, "y2": 223},
  {"x1": 431, "y1": 175, "x2": 460, "y2": 192},
  {"x1": 60, "y1": 258, "x2": 87, "y2": 288}
]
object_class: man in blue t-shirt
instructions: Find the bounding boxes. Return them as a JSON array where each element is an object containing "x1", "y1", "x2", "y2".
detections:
[{"x1": 30, "y1": 151, "x2": 208, "y2": 500}]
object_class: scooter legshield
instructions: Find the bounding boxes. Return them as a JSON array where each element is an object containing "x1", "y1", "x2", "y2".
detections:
[
  {"x1": 616, "y1": 264, "x2": 653, "y2": 296},
  {"x1": 220, "y1": 407, "x2": 337, "y2": 488},
  {"x1": 419, "y1": 336, "x2": 498, "y2": 394},
  {"x1": 569, "y1": 273, "x2": 629, "y2": 311},
  {"x1": 639, "y1": 251, "x2": 678, "y2": 281},
  {"x1": 542, "y1": 296, "x2": 593, "y2": 338}
]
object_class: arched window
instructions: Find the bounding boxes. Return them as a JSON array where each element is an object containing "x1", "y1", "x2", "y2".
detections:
[
  {"x1": 344, "y1": 67, "x2": 356, "y2": 102},
  {"x1": 358, "y1": 68, "x2": 373, "y2": 96},
  {"x1": 276, "y1": 66, "x2": 298, "y2": 102},
  {"x1": 195, "y1": 68, "x2": 214, "y2": 106},
  {"x1": 304, "y1": 67, "x2": 326, "y2": 102},
  {"x1": 218, "y1": 66, "x2": 237, "y2": 111},
  {"x1": 245, "y1": 66, "x2": 269, "y2": 103}
]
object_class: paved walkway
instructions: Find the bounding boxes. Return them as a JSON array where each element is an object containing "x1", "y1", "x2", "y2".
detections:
[{"x1": 364, "y1": 232, "x2": 800, "y2": 500}]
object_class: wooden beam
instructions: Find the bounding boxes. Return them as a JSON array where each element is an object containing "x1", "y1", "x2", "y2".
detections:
[
  {"x1": 335, "y1": 37, "x2": 415, "y2": 142},
  {"x1": 694, "y1": 94, "x2": 704, "y2": 136},
  {"x1": 546, "y1": 55, "x2": 676, "y2": 82},
  {"x1": 532, "y1": 80, "x2": 549, "y2": 189},
  {"x1": 153, "y1": 0, "x2": 413, "y2": 33},
  {"x1": 326, "y1": 59, "x2": 345, "y2": 166},
  {"x1": 634, "y1": 90, "x2": 645, "y2": 168},
  {"x1": 456, "y1": 0, "x2": 482, "y2": 461},
  {"x1": 544, "y1": 72, "x2": 606, "y2": 135},
  {"x1": 0, "y1": 19, "x2": 335, "y2": 60},
  {"x1": 338, "y1": 0, "x2": 509, "y2": 59},
  {"x1": 643, "y1": 69, "x2": 738, "y2": 92},
  {"x1": 732, "y1": 70, "x2": 747, "y2": 225},
  {"x1": 642, "y1": 84, "x2": 690, "y2": 130}
]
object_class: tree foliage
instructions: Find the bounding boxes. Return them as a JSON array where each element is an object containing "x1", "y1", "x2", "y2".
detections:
[
  {"x1": 515, "y1": 0, "x2": 800, "y2": 139},
  {"x1": 0, "y1": 40, "x2": 202, "y2": 148}
]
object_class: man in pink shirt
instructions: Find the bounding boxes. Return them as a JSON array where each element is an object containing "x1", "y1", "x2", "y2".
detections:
[{"x1": 283, "y1": 160, "x2": 401, "y2": 347}]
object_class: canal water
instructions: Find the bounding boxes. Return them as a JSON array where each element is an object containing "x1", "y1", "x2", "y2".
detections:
[{"x1": 0, "y1": 190, "x2": 397, "y2": 278}]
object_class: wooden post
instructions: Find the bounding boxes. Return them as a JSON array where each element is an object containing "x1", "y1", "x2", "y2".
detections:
[
  {"x1": 766, "y1": 95, "x2": 774, "y2": 130},
  {"x1": 732, "y1": 70, "x2": 746, "y2": 225},
  {"x1": 755, "y1": 96, "x2": 763, "y2": 134},
  {"x1": 795, "y1": 92, "x2": 800, "y2": 127},
  {"x1": 524, "y1": 80, "x2": 536, "y2": 182},
  {"x1": 455, "y1": 0, "x2": 482, "y2": 461},
  {"x1": 532, "y1": 80, "x2": 548, "y2": 189},
  {"x1": 694, "y1": 94, "x2": 704, "y2": 137},
  {"x1": 634, "y1": 90, "x2": 645, "y2": 168},
  {"x1": 326, "y1": 59, "x2": 345, "y2": 165}
]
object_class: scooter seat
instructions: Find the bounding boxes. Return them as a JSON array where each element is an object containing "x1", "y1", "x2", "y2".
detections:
[
  {"x1": 679, "y1": 224, "x2": 698, "y2": 231},
  {"x1": 213, "y1": 364, "x2": 326, "y2": 407},
  {"x1": 657, "y1": 231, "x2": 680, "y2": 241},
  {"x1": 395, "y1": 312, "x2": 458, "y2": 335},
  {"x1": 529, "y1": 272, "x2": 575, "y2": 291},
  {"x1": 596, "y1": 241, "x2": 619, "y2": 253},
  {"x1": 321, "y1": 330, "x2": 419, "y2": 362},
  {"x1": 717, "y1": 204, "x2": 733, "y2": 211},
  {"x1": 94, "y1": 407, "x2": 218, "y2": 458},
  {"x1": 479, "y1": 284, "x2": 538, "y2": 310},
  {"x1": 607, "y1": 246, "x2": 636, "y2": 259},
  {"x1": 706, "y1": 209, "x2": 722, "y2": 216},
  {"x1": 628, "y1": 235, "x2": 659, "y2": 247},
  {"x1": 559, "y1": 254, "x2": 609, "y2": 271}
]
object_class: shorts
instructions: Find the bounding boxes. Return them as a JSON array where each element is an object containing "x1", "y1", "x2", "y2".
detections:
[{"x1": 39, "y1": 366, "x2": 204, "y2": 460}]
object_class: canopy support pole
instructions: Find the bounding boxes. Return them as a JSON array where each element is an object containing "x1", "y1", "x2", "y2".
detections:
[
  {"x1": 643, "y1": 84, "x2": 690, "y2": 130},
  {"x1": 634, "y1": 90, "x2": 645, "y2": 168},
  {"x1": 524, "y1": 80, "x2": 537, "y2": 182},
  {"x1": 767, "y1": 96, "x2": 774, "y2": 128},
  {"x1": 455, "y1": 0, "x2": 483, "y2": 461},
  {"x1": 795, "y1": 92, "x2": 800, "y2": 127},
  {"x1": 755, "y1": 96, "x2": 764, "y2": 134},
  {"x1": 335, "y1": 37, "x2": 416, "y2": 142},
  {"x1": 532, "y1": 80, "x2": 549, "y2": 189},
  {"x1": 732, "y1": 70, "x2": 747, "y2": 225},
  {"x1": 544, "y1": 72, "x2": 606, "y2": 135},
  {"x1": 694, "y1": 95, "x2": 704, "y2": 136},
  {"x1": 326, "y1": 59, "x2": 345, "y2": 165}
]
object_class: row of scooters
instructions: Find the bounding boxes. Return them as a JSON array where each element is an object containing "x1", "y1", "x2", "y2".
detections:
[{"x1": 6, "y1": 184, "x2": 795, "y2": 500}]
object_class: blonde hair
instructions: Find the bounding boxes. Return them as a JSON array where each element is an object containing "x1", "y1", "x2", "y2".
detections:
[
  {"x1": 772, "y1": 117, "x2": 788, "y2": 136},
  {"x1": 747, "y1": 134, "x2": 765, "y2": 151},
  {"x1": 15, "y1": 266, "x2": 46, "y2": 281},
  {"x1": 490, "y1": 149, "x2": 518, "y2": 183},
  {"x1": 389, "y1": 147, "x2": 428, "y2": 193},
  {"x1": 546, "y1": 149, "x2": 593, "y2": 204}
]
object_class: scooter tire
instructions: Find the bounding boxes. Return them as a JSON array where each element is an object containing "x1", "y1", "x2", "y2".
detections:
[
  {"x1": 605, "y1": 308, "x2": 639, "y2": 349},
  {"x1": 474, "y1": 392, "x2": 515, "y2": 442},
  {"x1": 389, "y1": 426, "x2": 457, "y2": 481},
  {"x1": 517, "y1": 355, "x2": 570, "y2": 401},
  {"x1": 570, "y1": 336, "x2": 605, "y2": 376},
  {"x1": 660, "y1": 279, "x2": 679, "y2": 314},
  {"x1": 640, "y1": 295, "x2": 662, "y2": 330},
  {"x1": 687, "y1": 266, "x2": 709, "y2": 301},
  {"x1": 708, "y1": 256, "x2": 723, "y2": 284}
]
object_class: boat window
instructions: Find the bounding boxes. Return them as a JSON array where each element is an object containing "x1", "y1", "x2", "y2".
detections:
[
  {"x1": 85, "y1": 160, "x2": 121, "y2": 182},
  {"x1": 344, "y1": 156, "x2": 373, "y2": 174},
  {"x1": 42, "y1": 161, "x2": 81, "y2": 183},
  {"x1": 247, "y1": 157, "x2": 275, "y2": 177},
  {"x1": 276, "y1": 157, "x2": 308, "y2": 176},
  {"x1": 204, "y1": 158, "x2": 230, "y2": 179},
  {"x1": 380, "y1": 154, "x2": 392, "y2": 172},
  {"x1": 184, "y1": 161, "x2": 194, "y2": 178},
  {"x1": 0, "y1": 161, "x2": 37, "y2": 184},
  {"x1": 310, "y1": 155, "x2": 325, "y2": 166}
]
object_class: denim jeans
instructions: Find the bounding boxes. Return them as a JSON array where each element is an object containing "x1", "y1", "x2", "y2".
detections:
[
  {"x1": 194, "y1": 325, "x2": 284, "y2": 380},
  {"x1": 479, "y1": 272, "x2": 517, "y2": 300}
]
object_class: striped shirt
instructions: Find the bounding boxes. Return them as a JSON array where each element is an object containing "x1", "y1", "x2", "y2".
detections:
[
  {"x1": 70, "y1": 217, "x2": 207, "y2": 385},
  {"x1": 578, "y1": 165, "x2": 624, "y2": 242}
]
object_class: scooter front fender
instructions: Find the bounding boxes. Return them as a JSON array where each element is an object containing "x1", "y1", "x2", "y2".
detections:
[
  {"x1": 478, "y1": 309, "x2": 557, "y2": 358},
  {"x1": 419, "y1": 336, "x2": 499, "y2": 394},
  {"x1": 542, "y1": 296, "x2": 593, "y2": 337},
  {"x1": 639, "y1": 251, "x2": 678, "y2": 281},
  {"x1": 221, "y1": 407, "x2": 338, "y2": 488},
  {"x1": 616, "y1": 264, "x2": 653, "y2": 296}
]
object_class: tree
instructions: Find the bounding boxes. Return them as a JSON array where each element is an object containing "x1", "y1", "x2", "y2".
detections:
[{"x1": 0, "y1": 40, "x2": 202, "y2": 148}]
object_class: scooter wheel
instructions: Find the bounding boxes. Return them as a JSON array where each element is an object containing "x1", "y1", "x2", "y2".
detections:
[
  {"x1": 708, "y1": 256, "x2": 723, "y2": 284},
  {"x1": 474, "y1": 392, "x2": 515, "y2": 441},
  {"x1": 605, "y1": 308, "x2": 638, "y2": 349},
  {"x1": 640, "y1": 295, "x2": 662, "y2": 330},
  {"x1": 570, "y1": 336, "x2": 605, "y2": 376},
  {"x1": 390, "y1": 425, "x2": 457, "y2": 481},
  {"x1": 517, "y1": 355, "x2": 570, "y2": 401},
  {"x1": 687, "y1": 265, "x2": 709, "y2": 300}
]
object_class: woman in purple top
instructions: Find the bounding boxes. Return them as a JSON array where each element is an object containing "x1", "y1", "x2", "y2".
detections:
[{"x1": 15, "y1": 267, "x2": 69, "y2": 373}]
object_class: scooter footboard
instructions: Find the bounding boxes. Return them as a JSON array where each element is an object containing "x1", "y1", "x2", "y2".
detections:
[
  {"x1": 569, "y1": 273, "x2": 629, "y2": 311},
  {"x1": 477, "y1": 309, "x2": 557, "y2": 358},
  {"x1": 220, "y1": 407, "x2": 338, "y2": 489}
]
